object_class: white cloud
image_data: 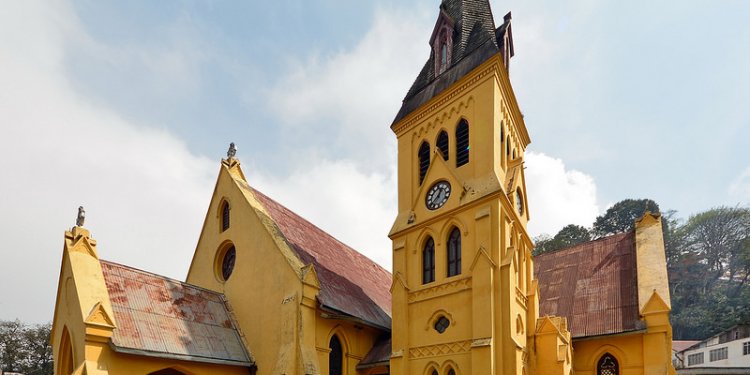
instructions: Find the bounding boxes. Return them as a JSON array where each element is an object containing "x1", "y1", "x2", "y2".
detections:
[
  {"x1": 729, "y1": 167, "x2": 750, "y2": 203},
  {"x1": 268, "y1": 5, "x2": 432, "y2": 169},
  {"x1": 525, "y1": 151, "x2": 600, "y2": 236},
  {"x1": 251, "y1": 159, "x2": 396, "y2": 270},
  {"x1": 0, "y1": 1, "x2": 214, "y2": 322}
]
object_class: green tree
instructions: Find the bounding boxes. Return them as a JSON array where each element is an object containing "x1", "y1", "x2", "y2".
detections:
[
  {"x1": 591, "y1": 198, "x2": 660, "y2": 238},
  {"x1": 0, "y1": 320, "x2": 52, "y2": 375},
  {"x1": 533, "y1": 224, "x2": 592, "y2": 255}
]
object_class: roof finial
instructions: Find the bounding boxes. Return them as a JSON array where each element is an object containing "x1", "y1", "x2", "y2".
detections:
[
  {"x1": 76, "y1": 206, "x2": 86, "y2": 227},
  {"x1": 227, "y1": 142, "x2": 237, "y2": 159}
]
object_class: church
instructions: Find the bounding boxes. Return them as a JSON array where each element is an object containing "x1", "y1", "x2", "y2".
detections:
[{"x1": 50, "y1": 1, "x2": 677, "y2": 374}]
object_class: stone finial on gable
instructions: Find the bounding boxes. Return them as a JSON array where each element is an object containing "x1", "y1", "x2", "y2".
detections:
[
  {"x1": 222, "y1": 142, "x2": 244, "y2": 174},
  {"x1": 227, "y1": 142, "x2": 237, "y2": 159},
  {"x1": 76, "y1": 206, "x2": 85, "y2": 227}
]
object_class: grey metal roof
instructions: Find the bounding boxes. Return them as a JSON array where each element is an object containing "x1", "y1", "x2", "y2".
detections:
[
  {"x1": 100, "y1": 260, "x2": 255, "y2": 367},
  {"x1": 393, "y1": 0, "x2": 513, "y2": 125}
]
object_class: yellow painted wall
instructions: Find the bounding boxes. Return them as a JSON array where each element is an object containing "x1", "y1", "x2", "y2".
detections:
[
  {"x1": 186, "y1": 159, "x2": 386, "y2": 375},
  {"x1": 389, "y1": 54, "x2": 536, "y2": 375}
]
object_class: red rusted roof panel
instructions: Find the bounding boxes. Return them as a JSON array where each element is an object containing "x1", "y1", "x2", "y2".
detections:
[
  {"x1": 101, "y1": 260, "x2": 254, "y2": 365},
  {"x1": 357, "y1": 335, "x2": 391, "y2": 369},
  {"x1": 534, "y1": 231, "x2": 641, "y2": 338},
  {"x1": 250, "y1": 187, "x2": 392, "y2": 330}
]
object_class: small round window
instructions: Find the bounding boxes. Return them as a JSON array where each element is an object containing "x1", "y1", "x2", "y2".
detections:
[
  {"x1": 221, "y1": 246, "x2": 236, "y2": 281},
  {"x1": 434, "y1": 316, "x2": 450, "y2": 333}
]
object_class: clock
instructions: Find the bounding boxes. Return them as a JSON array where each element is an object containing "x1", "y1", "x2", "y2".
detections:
[{"x1": 426, "y1": 181, "x2": 451, "y2": 210}]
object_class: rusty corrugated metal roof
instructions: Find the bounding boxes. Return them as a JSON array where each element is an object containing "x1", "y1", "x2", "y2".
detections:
[
  {"x1": 100, "y1": 260, "x2": 254, "y2": 366},
  {"x1": 357, "y1": 335, "x2": 391, "y2": 369},
  {"x1": 534, "y1": 231, "x2": 642, "y2": 339},
  {"x1": 250, "y1": 188, "x2": 392, "y2": 330}
]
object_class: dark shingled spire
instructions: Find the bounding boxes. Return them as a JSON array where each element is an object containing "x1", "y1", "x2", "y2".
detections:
[{"x1": 393, "y1": 0, "x2": 514, "y2": 126}]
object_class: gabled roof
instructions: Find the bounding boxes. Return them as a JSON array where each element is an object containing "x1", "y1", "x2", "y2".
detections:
[
  {"x1": 100, "y1": 260, "x2": 254, "y2": 367},
  {"x1": 534, "y1": 231, "x2": 643, "y2": 339},
  {"x1": 393, "y1": 0, "x2": 514, "y2": 125},
  {"x1": 357, "y1": 335, "x2": 391, "y2": 370},
  {"x1": 250, "y1": 188, "x2": 393, "y2": 330}
]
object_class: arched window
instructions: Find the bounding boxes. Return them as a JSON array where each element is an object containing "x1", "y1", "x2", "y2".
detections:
[
  {"x1": 448, "y1": 370, "x2": 456, "y2": 375},
  {"x1": 597, "y1": 353, "x2": 619, "y2": 375},
  {"x1": 447, "y1": 228, "x2": 461, "y2": 277},
  {"x1": 329, "y1": 335, "x2": 343, "y2": 375},
  {"x1": 221, "y1": 201, "x2": 230, "y2": 232},
  {"x1": 506, "y1": 136, "x2": 511, "y2": 157},
  {"x1": 456, "y1": 120, "x2": 469, "y2": 167},
  {"x1": 422, "y1": 237, "x2": 435, "y2": 284},
  {"x1": 431, "y1": 370, "x2": 438, "y2": 375},
  {"x1": 418, "y1": 141, "x2": 430, "y2": 184},
  {"x1": 441, "y1": 43, "x2": 448, "y2": 66},
  {"x1": 58, "y1": 327, "x2": 74, "y2": 375},
  {"x1": 436, "y1": 131, "x2": 449, "y2": 161}
]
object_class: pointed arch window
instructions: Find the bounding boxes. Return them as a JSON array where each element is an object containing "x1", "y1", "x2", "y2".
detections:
[
  {"x1": 448, "y1": 370, "x2": 456, "y2": 375},
  {"x1": 597, "y1": 353, "x2": 619, "y2": 375},
  {"x1": 456, "y1": 120, "x2": 469, "y2": 167},
  {"x1": 221, "y1": 201, "x2": 230, "y2": 232},
  {"x1": 423, "y1": 237, "x2": 435, "y2": 284},
  {"x1": 431, "y1": 371, "x2": 438, "y2": 375},
  {"x1": 58, "y1": 327, "x2": 74, "y2": 375},
  {"x1": 447, "y1": 228, "x2": 461, "y2": 277},
  {"x1": 436, "y1": 131, "x2": 449, "y2": 161},
  {"x1": 418, "y1": 141, "x2": 430, "y2": 184},
  {"x1": 329, "y1": 335, "x2": 343, "y2": 375}
]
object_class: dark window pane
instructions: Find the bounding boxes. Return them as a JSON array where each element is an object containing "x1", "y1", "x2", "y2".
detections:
[
  {"x1": 329, "y1": 335, "x2": 343, "y2": 375},
  {"x1": 419, "y1": 142, "x2": 430, "y2": 184},
  {"x1": 436, "y1": 131, "x2": 449, "y2": 161},
  {"x1": 221, "y1": 202, "x2": 230, "y2": 231},
  {"x1": 447, "y1": 228, "x2": 461, "y2": 277},
  {"x1": 456, "y1": 120, "x2": 469, "y2": 167},
  {"x1": 597, "y1": 353, "x2": 618, "y2": 375},
  {"x1": 434, "y1": 316, "x2": 450, "y2": 333},
  {"x1": 423, "y1": 238, "x2": 435, "y2": 284},
  {"x1": 222, "y1": 246, "x2": 236, "y2": 281}
]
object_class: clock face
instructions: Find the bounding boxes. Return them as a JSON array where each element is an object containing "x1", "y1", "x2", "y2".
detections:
[{"x1": 426, "y1": 181, "x2": 451, "y2": 210}]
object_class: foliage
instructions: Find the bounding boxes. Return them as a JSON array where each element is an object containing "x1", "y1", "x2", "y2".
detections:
[
  {"x1": 533, "y1": 198, "x2": 750, "y2": 341},
  {"x1": 0, "y1": 320, "x2": 52, "y2": 375},
  {"x1": 668, "y1": 207, "x2": 750, "y2": 339},
  {"x1": 591, "y1": 199, "x2": 660, "y2": 238},
  {"x1": 533, "y1": 224, "x2": 591, "y2": 255}
]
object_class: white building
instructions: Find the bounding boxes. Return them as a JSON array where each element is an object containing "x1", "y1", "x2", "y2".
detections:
[{"x1": 676, "y1": 324, "x2": 750, "y2": 374}]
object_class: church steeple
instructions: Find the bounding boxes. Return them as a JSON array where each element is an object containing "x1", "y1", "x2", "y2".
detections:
[
  {"x1": 393, "y1": 0, "x2": 514, "y2": 125},
  {"x1": 389, "y1": 1, "x2": 536, "y2": 374}
]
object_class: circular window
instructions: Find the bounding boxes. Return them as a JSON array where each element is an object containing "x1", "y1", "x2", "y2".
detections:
[
  {"x1": 434, "y1": 316, "x2": 450, "y2": 333},
  {"x1": 220, "y1": 246, "x2": 236, "y2": 281}
]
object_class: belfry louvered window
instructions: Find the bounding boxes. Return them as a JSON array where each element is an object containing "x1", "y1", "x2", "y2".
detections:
[
  {"x1": 456, "y1": 120, "x2": 469, "y2": 167},
  {"x1": 597, "y1": 353, "x2": 618, "y2": 375},
  {"x1": 221, "y1": 201, "x2": 230, "y2": 231},
  {"x1": 436, "y1": 131, "x2": 449, "y2": 161},
  {"x1": 423, "y1": 237, "x2": 435, "y2": 284},
  {"x1": 447, "y1": 228, "x2": 461, "y2": 277},
  {"x1": 418, "y1": 141, "x2": 430, "y2": 184},
  {"x1": 329, "y1": 335, "x2": 343, "y2": 375}
]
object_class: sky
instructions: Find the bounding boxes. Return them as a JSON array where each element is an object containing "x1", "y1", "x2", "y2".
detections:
[{"x1": 0, "y1": 0, "x2": 748, "y2": 323}]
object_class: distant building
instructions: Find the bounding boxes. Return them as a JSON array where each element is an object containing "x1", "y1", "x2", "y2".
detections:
[{"x1": 675, "y1": 325, "x2": 750, "y2": 374}]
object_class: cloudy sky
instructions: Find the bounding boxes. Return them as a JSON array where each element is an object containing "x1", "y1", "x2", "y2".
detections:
[{"x1": 1, "y1": 0, "x2": 748, "y2": 323}]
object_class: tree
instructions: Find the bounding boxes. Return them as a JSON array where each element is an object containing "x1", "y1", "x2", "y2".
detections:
[
  {"x1": 591, "y1": 199, "x2": 660, "y2": 238},
  {"x1": 533, "y1": 224, "x2": 592, "y2": 255},
  {"x1": 0, "y1": 320, "x2": 52, "y2": 375}
]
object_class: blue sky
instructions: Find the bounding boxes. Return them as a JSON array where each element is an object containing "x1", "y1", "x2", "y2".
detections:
[{"x1": 0, "y1": 0, "x2": 748, "y2": 322}]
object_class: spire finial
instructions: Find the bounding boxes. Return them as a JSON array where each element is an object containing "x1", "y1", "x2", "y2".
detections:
[
  {"x1": 227, "y1": 142, "x2": 237, "y2": 159},
  {"x1": 76, "y1": 206, "x2": 86, "y2": 227}
]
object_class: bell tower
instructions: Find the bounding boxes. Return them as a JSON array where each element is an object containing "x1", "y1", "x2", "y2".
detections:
[{"x1": 388, "y1": 1, "x2": 537, "y2": 374}]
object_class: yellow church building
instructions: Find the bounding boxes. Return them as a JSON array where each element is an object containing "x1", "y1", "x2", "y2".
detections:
[{"x1": 50, "y1": 1, "x2": 677, "y2": 374}]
